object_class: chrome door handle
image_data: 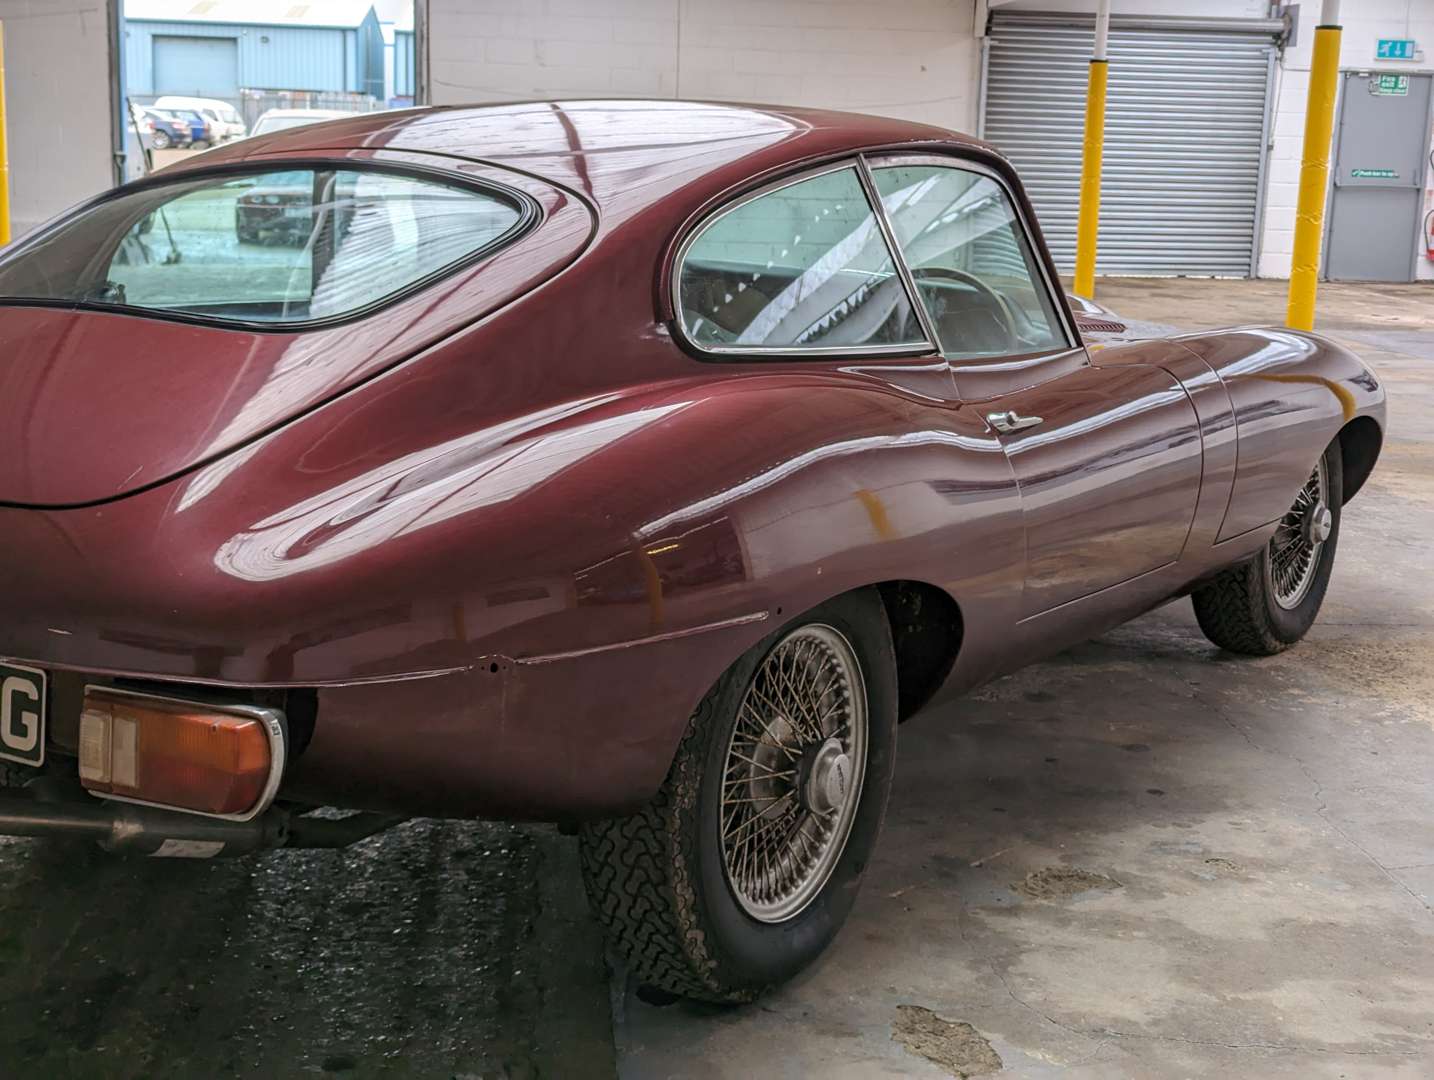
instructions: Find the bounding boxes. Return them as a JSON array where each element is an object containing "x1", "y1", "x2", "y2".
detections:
[{"x1": 986, "y1": 410, "x2": 1043, "y2": 434}]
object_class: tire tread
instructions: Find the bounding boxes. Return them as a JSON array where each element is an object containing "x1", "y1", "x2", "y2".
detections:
[
  {"x1": 578, "y1": 685, "x2": 736, "y2": 1002},
  {"x1": 1191, "y1": 558, "x2": 1287, "y2": 656}
]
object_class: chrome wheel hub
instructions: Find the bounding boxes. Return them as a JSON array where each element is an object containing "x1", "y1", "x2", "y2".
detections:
[
  {"x1": 803, "y1": 738, "x2": 852, "y2": 816},
  {"x1": 719, "y1": 624, "x2": 868, "y2": 924},
  {"x1": 1306, "y1": 501, "x2": 1333, "y2": 544},
  {"x1": 1265, "y1": 457, "x2": 1330, "y2": 610}
]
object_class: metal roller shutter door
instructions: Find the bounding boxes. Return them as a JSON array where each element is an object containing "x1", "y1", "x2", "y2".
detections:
[{"x1": 982, "y1": 13, "x2": 1277, "y2": 277}]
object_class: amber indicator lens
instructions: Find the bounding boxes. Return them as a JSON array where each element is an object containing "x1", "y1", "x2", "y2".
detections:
[{"x1": 78, "y1": 689, "x2": 273, "y2": 816}]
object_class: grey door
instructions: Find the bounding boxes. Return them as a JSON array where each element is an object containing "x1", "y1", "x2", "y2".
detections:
[
  {"x1": 153, "y1": 36, "x2": 240, "y2": 100},
  {"x1": 1325, "y1": 72, "x2": 1433, "y2": 282}
]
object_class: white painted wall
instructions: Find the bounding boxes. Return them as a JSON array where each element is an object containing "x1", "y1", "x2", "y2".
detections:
[
  {"x1": 420, "y1": 1, "x2": 1434, "y2": 281},
  {"x1": 426, "y1": 0, "x2": 980, "y2": 130},
  {"x1": 0, "y1": 0, "x2": 118, "y2": 240},
  {"x1": 1261, "y1": 0, "x2": 1434, "y2": 280}
]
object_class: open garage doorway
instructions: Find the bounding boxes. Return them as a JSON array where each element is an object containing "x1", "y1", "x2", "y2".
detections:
[
  {"x1": 0, "y1": 1, "x2": 424, "y2": 240},
  {"x1": 121, "y1": 1, "x2": 417, "y2": 174}
]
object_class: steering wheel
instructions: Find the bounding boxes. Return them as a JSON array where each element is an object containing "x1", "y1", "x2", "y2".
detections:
[{"x1": 908, "y1": 266, "x2": 1018, "y2": 351}]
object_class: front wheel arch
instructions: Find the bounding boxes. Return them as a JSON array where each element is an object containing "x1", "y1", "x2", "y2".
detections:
[{"x1": 1338, "y1": 415, "x2": 1382, "y2": 504}]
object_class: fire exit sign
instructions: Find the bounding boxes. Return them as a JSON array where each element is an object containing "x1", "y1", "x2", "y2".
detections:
[
  {"x1": 1373, "y1": 74, "x2": 1411, "y2": 96},
  {"x1": 1375, "y1": 39, "x2": 1418, "y2": 61}
]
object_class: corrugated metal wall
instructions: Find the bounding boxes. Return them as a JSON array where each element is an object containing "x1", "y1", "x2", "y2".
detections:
[
  {"x1": 983, "y1": 13, "x2": 1277, "y2": 277},
  {"x1": 125, "y1": 19, "x2": 381, "y2": 100},
  {"x1": 394, "y1": 30, "x2": 415, "y2": 99}
]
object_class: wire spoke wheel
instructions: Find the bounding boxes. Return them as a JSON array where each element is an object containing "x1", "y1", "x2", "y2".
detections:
[
  {"x1": 1264, "y1": 456, "x2": 1332, "y2": 611},
  {"x1": 720, "y1": 623, "x2": 868, "y2": 923}
]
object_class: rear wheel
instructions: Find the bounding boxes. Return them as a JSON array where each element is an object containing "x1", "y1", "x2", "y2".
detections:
[
  {"x1": 150, "y1": 131, "x2": 171, "y2": 150},
  {"x1": 1192, "y1": 441, "x2": 1343, "y2": 655},
  {"x1": 579, "y1": 590, "x2": 897, "y2": 1003}
]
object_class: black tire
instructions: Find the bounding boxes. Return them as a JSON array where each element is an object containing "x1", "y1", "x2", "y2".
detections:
[
  {"x1": 1192, "y1": 440, "x2": 1343, "y2": 655},
  {"x1": 0, "y1": 763, "x2": 30, "y2": 789},
  {"x1": 151, "y1": 131, "x2": 171, "y2": 150},
  {"x1": 579, "y1": 589, "x2": 898, "y2": 1003}
]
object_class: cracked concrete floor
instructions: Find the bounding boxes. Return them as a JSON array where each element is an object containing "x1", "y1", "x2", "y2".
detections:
[{"x1": 617, "y1": 280, "x2": 1434, "y2": 1079}]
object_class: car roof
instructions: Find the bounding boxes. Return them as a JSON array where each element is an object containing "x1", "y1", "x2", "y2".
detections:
[
  {"x1": 181, "y1": 99, "x2": 998, "y2": 225},
  {"x1": 259, "y1": 108, "x2": 352, "y2": 119}
]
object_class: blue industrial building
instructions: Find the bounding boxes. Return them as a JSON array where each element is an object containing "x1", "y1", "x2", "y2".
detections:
[
  {"x1": 393, "y1": 25, "x2": 415, "y2": 102},
  {"x1": 124, "y1": 0, "x2": 384, "y2": 106}
]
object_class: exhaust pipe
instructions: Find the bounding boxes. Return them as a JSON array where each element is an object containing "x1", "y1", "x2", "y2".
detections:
[
  {"x1": 0, "y1": 790, "x2": 287, "y2": 855},
  {"x1": 0, "y1": 789, "x2": 403, "y2": 856}
]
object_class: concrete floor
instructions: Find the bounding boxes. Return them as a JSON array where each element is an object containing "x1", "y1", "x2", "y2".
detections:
[
  {"x1": 1, "y1": 279, "x2": 1430, "y2": 1078},
  {"x1": 619, "y1": 279, "x2": 1434, "y2": 1078}
]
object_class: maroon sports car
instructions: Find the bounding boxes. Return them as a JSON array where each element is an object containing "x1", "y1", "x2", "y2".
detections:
[{"x1": 0, "y1": 101, "x2": 1384, "y2": 1002}]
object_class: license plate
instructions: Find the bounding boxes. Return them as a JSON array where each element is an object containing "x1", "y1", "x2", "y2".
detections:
[{"x1": 0, "y1": 662, "x2": 46, "y2": 767}]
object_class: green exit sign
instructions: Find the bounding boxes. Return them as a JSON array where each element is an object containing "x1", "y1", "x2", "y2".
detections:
[
  {"x1": 1373, "y1": 74, "x2": 1410, "y2": 96},
  {"x1": 1376, "y1": 38, "x2": 1417, "y2": 60}
]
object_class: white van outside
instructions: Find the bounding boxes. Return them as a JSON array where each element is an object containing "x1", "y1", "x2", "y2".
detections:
[
  {"x1": 250, "y1": 108, "x2": 355, "y2": 136},
  {"x1": 152, "y1": 96, "x2": 247, "y2": 142}
]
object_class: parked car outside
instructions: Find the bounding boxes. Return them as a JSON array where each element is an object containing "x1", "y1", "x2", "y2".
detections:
[
  {"x1": 250, "y1": 108, "x2": 356, "y2": 137},
  {"x1": 233, "y1": 171, "x2": 358, "y2": 244},
  {"x1": 0, "y1": 101, "x2": 1386, "y2": 1005},
  {"x1": 169, "y1": 109, "x2": 214, "y2": 149},
  {"x1": 135, "y1": 107, "x2": 192, "y2": 151},
  {"x1": 154, "y1": 95, "x2": 247, "y2": 142}
]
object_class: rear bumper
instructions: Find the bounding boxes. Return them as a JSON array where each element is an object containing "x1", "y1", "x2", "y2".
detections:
[{"x1": 9, "y1": 611, "x2": 765, "y2": 824}]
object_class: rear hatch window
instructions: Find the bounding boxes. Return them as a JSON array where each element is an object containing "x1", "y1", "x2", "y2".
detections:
[{"x1": 0, "y1": 165, "x2": 531, "y2": 327}]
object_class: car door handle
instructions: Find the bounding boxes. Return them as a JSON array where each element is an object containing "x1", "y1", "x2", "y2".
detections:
[{"x1": 986, "y1": 410, "x2": 1043, "y2": 434}]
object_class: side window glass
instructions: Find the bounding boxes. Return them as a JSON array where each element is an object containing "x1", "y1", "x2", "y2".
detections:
[
  {"x1": 871, "y1": 165, "x2": 1068, "y2": 358},
  {"x1": 106, "y1": 170, "x2": 521, "y2": 322},
  {"x1": 677, "y1": 166, "x2": 926, "y2": 353},
  {"x1": 0, "y1": 167, "x2": 525, "y2": 325}
]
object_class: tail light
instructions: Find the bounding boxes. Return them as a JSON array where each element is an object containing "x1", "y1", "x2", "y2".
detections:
[{"x1": 78, "y1": 688, "x2": 286, "y2": 820}]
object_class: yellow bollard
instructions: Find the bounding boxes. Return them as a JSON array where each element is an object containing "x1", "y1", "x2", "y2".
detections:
[
  {"x1": 0, "y1": 22, "x2": 9, "y2": 247},
  {"x1": 1287, "y1": 21, "x2": 1343, "y2": 331},
  {"x1": 1073, "y1": 58, "x2": 1109, "y2": 299},
  {"x1": 1073, "y1": 0, "x2": 1111, "y2": 300}
]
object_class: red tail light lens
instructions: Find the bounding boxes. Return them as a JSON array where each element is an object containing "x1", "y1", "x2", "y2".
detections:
[{"x1": 79, "y1": 689, "x2": 284, "y2": 818}]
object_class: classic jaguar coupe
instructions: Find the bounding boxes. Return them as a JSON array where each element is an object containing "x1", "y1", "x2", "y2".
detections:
[{"x1": 0, "y1": 101, "x2": 1384, "y2": 1001}]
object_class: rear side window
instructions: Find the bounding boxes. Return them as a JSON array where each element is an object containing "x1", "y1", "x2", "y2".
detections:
[
  {"x1": 676, "y1": 166, "x2": 926, "y2": 354},
  {"x1": 871, "y1": 165, "x2": 1067, "y2": 358},
  {"x1": 0, "y1": 167, "x2": 527, "y2": 326}
]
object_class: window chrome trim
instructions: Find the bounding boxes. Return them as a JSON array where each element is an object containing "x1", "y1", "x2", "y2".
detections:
[
  {"x1": 0, "y1": 158, "x2": 541, "y2": 335},
  {"x1": 669, "y1": 159, "x2": 935, "y2": 360},
  {"x1": 861, "y1": 151, "x2": 1077, "y2": 357},
  {"x1": 856, "y1": 155, "x2": 942, "y2": 348}
]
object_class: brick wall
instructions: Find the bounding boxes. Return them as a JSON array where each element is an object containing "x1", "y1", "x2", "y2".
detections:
[
  {"x1": 426, "y1": 0, "x2": 980, "y2": 131},
  {"x1": 426, "y1": 0, "x2": 1434, "y2": 282}
]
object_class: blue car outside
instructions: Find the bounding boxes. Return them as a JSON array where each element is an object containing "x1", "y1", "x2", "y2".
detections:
[
  {"x1": 174, "y1": 110, "x2": 211, "y2": 147},
  {"x1": 141, "y1": 110, "x2": 191, "y2": 150}
]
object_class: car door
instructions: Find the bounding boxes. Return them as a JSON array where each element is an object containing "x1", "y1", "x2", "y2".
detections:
[{"x1": 867, "y1": 154, "x2": 1203, "y2": 617}]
